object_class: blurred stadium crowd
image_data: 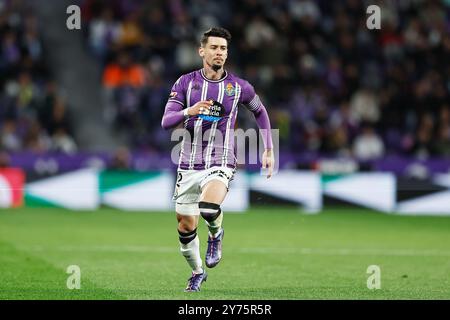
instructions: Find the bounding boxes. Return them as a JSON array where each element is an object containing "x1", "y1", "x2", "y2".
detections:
[
  {"x1": 0, "y1": 0, "x2": 78, "y2": 154},
  {"x1": 1, "y1": 0, "x2": 449, "y2": 162},
  {"x1": 81, "y1": 0, "x2": 450, "y2": 160}
]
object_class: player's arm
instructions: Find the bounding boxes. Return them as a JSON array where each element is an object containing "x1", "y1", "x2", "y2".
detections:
[
  {"x1": 161, "y1": 76, "x2": 213, "y2": 130},
  {"x1": 241, "y1": 81, "x2": 274, "y2": 178},
  {"x1": 161, "y1": 100, "x2": 185, "y2": 130},
  {"x1": 161, "y1": 100, "x2": 213, "y2": 130},
  {"x1": 252, "y1": 102, "x2": 274, "y2": 178}
]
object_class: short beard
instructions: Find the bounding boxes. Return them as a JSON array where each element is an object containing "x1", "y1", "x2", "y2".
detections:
[{"x1": 211, "y1": 64, "x2": 221, "y2": 72}]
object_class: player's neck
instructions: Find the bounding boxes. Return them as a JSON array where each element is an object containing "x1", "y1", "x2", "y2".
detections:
[{"x1": 202, "y1": 67, "x2": 225, "y2": 81}]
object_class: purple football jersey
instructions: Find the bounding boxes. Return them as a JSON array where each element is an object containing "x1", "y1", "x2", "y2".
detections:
[{"x1": 167, "y1": 69, "x2": 262, "y2": 170}]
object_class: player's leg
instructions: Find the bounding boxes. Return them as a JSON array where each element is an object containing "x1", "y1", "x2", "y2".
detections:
[
  {"x1": 176, "y1": 211, "x2": 202, "y2": 274},
  {"x1": 199, "y1": 169, "x2": 233, "y2": 268},
  {"x1": 199, "y1": 180, "x2": 227, "y2": 237},
  {"x1": 176, "y1": 204, "x2": 208, "y2": 292},
  {"x1": 173, "y1": 169, "x2": 208, "y2": 291}
]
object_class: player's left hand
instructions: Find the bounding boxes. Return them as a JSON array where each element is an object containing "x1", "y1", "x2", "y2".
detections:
[{"x1": 262, "y1": 149, "x2": 274, "y2": 179}]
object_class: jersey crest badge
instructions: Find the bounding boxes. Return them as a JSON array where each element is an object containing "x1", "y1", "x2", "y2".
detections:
[{"x1": 225, "y1": 83, "x2": 235, "y2": 96}]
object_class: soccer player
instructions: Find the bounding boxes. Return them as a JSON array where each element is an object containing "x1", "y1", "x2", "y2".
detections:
[{"x1": 161, "y1": 27, "x2": 274, "y2": 292}]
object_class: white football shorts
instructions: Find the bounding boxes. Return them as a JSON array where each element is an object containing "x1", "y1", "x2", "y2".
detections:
[{"x1": 173, "y1": 166, "x2": 235, "y2": 216}]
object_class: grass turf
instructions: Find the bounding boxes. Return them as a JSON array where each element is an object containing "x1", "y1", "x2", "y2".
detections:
[{"x1": 0, "y1": 207, "x2": 449, "y2": 300}]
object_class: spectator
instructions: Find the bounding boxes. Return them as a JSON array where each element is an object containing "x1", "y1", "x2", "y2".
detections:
[
  {"x1": 88, "y1": 8, "x2": 120, "y2": 60},
  {"x1": 0, "y1": 151, "x2": 11, "y2": 168},
  {"x1": 102, "y1": 51, "x2": 146, "y2": 88},
  {"x1": 116, "y1": 11, "x2": 144, "y2": 48},
  {"x1": 51, "y1": 128, "x2": 78, "y2": 154},
  {"x1": 433, "y1": 124, "x2": 450, "y2": 156},
  {"x1": 349, "y1": 88, "x2": 380, "y2": 125},
  {"x1": 352, "y1": 125, "x2": 385, "y2": 160},
  {"x1": 109, "y1": 146, "x2": 131, "y2": 169},
  {"x1": 1, "y1": 120, "x2": 22, "y2": 151}
]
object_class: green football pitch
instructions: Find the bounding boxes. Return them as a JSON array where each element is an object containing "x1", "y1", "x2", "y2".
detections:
[{"x1": 1, "y1": 207, "x2": 449, "y2": 300}]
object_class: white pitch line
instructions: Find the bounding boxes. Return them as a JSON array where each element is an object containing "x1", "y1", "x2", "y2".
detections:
[
  {"x1": 12, "y1": 245, "x2": 450, "y2": 257},
  {"x1": 236, "y1": 247, "x2": 450, "y2": 257}
]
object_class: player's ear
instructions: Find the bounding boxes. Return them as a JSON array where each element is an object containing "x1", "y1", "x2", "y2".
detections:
[{"x1": 199, "y1": 47, "x2": 204, "y2": 58}]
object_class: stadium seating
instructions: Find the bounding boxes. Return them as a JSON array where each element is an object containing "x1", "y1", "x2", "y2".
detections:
[
  {"x1": 79, "y1": 0, "x2": 450, "y2": 161},
  {"x1": 1, "y1": 0, "x2": 449, "y2": 169},
  {"x1": 0, "y1": 1, "x2": 77, "y2": 154}
]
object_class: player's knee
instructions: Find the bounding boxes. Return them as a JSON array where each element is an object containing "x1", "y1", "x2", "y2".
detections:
[
  {"x1": 177, "y1": 219, "x2": 196, "y2": 233},
  {"x1": 199, "y1": 201, "x2": 221, "y2": 222},
  {"x1": 178, "y1": 228, "x2": 197, "y2": 244},
  {"x1": 176, "y1": 213, "x2": 197, "y2": 232}
]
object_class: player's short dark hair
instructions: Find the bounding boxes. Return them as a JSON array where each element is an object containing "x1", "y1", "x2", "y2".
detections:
[{"x1": 200, "y1": 27, "x2": 232, "y2": 47}]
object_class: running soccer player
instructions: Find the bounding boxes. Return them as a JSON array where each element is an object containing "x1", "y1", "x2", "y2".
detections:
[{"x1": 161, "y1": 27, "x2": 274, "y2": 292}]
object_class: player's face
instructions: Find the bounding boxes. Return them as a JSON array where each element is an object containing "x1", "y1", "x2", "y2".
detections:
[{"x1": 200, "y1": 36, "x2": 228, "y2": 71}]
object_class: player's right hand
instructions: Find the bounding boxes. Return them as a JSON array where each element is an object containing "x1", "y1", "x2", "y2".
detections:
[{"x1": 187, "y1": 100, "x2": 213, "y2": 116}]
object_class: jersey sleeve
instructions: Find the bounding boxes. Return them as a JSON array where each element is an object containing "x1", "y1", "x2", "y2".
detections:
[
  {"x1": 240, "y1": 80, "x2": 262, "y2": 112},
  {"x1": 167, "y1": 75, "x2": 187, "y2": 107},
  {"x1": 161, "y1": 75, "x2": 188, "y2": 130},
  {"x1": 239, "y1": 79, "x2": 273, "y2": 149}
]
